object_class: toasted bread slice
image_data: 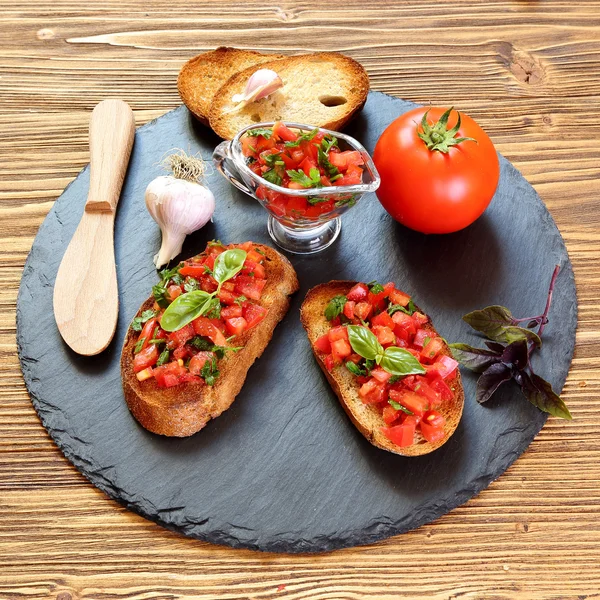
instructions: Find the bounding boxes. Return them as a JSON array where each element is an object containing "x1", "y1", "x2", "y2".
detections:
[
  {"x1": 177, "y1": 47, "x2": 285, "y2": 124},
  {"x1": 301, "y1": 281, "x2": 464, "y2": 456},
  {"x1": 208, "y1": 53, "x2": 370, "y2": 139},
  {"x1": 121, "y1": 244, "x2": 299, "y2": 437}
]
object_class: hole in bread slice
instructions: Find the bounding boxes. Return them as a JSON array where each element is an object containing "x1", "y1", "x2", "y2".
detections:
[{"x1": 319, "y1": 95, "x2": 348, "y2": 107}]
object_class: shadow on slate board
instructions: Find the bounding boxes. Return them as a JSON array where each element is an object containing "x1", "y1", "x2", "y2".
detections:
[{"x1": 17, "y1": 92, "x2": 577, "y2": 553}]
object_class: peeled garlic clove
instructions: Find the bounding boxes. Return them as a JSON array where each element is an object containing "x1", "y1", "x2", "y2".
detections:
[{"x1": 231, "y1": 69, "x2": 283, "y2": 106}]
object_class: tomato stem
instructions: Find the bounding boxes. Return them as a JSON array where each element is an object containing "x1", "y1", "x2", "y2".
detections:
[{"x1": 417, "y1": 107, "x2": 477, "y2": 153}]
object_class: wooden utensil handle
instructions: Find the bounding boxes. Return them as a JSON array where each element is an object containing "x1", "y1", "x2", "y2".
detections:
[{"x1": 86, "y1": 99, "x2": 135, "y2": 213}]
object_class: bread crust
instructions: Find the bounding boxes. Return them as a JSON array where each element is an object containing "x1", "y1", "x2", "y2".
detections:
[
  {"x1": 177, "y1": 47, "x2": 285, "y2": 124},
  {"x1": 208, "y1": 52, "x2": 370, "y2": 139},
  {"x1": 301, "y1": 281, "x2": 464, "y2": 456},
  {"x1": 121, "y1": 244, "x2": 299, "y2": 437}
]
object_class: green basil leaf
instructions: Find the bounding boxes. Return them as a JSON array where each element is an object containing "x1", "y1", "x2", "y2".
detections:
[
  {"x1": 463, "y1": 305, "x2": 542, "y2": 347},
  {"x1": 201, "y1": 357, "x2": 220, "y2": 386},
  {"x1": 324, "y1": 295, "x2": 347, "y2": 320},
  {"x1": 160, "y1": 290, "x2": 214, "y2": 332},
  {"x1": 388, "y1": 399, "x2": 414, "y2": 415},
  {"x1": 347, "y1": 325, "x2": 384, "y2": 361},
  {"x1": 379, "y1": 347, "x2": 426, "y2": 377},
  {"x1": 131, "y1": 309, "x2": 158, "y2": 331},
  {"x1": 156, "y1": 349, "x2": 170, "y2": 366},
  {"x1": 246, "y1": 127, "x2": 273, "y2": 139},
  {"x1": 388, "y1": 299, "x2": 416, "y2": 316},
  {"x1": 134, "y1": 338, "x2": 146, "y2": 354},
  {"x1": 213, "y1": 249, "x2": 247, "y2": 287},
  {"x1": 345, "y1": 361, "x2": 365, "y2": 376}
]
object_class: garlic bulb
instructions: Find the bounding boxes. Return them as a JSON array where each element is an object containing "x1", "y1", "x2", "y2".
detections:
[
  {"x1": 229, "y1": 69, "x2": 283, "y2": 110},
  {"x1": 145, "y1": 152, "x2": 215, "y2": 269}
]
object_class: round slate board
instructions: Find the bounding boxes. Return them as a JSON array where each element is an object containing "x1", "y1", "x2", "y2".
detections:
[{"x1": 17, "y1": 92, "x2": 577, "y2": 553}]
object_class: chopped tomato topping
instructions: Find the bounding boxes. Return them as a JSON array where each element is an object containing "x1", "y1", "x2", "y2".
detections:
[{"x1": 133, "y1": 345, "x2": 159, "y2": 373}]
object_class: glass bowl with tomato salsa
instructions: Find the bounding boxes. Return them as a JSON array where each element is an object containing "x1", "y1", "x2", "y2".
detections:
[{"x1": 213, "y1": 121, "x2": 380, "y2": 254}]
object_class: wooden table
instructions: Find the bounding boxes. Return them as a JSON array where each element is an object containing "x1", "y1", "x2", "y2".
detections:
[{"x1": 2, "y1": 2, "x2": 599, "y2": 598}]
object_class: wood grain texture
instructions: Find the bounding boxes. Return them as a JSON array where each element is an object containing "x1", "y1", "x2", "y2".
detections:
[{"x1": 1, "y1": 1, "x2": 599, "y2": 598}]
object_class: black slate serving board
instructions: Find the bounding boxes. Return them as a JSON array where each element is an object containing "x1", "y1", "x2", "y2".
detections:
[{"x1": 17, "y1": 92, "x2": 576, "y2": 553}]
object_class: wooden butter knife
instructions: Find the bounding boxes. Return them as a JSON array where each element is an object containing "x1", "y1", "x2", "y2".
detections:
[{"x1": 53, "y1": 99, "x2": 135, "y2": 355}]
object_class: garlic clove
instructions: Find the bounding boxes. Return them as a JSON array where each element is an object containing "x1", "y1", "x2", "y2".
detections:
[{"x1": 228, "y1": 69, "x2": 283, "y2": 111}]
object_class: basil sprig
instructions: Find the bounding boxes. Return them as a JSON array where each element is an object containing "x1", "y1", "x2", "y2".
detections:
[
  {"x1": 160, "y1": 249, "x2": 247, "y2": 332},
  {"x1": 347, "y1": 325, "x2": 425, "y2": 378}
]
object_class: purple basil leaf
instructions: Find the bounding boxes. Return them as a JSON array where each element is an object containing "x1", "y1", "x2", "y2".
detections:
[
  {"x1": 485, "y1": 341, "x2": 506, "y2": 353},
  {"x1": 520, "y1": 371, "x2": 572, "y2": 420},
  {"x1": 450, "y1": 343, "x2": 501, "y2": 373},
  {"x1": 476, "y1": 363, "x2": 513, "y2": 404},
  {"x1": 463, "y1": 305, "x2": 542, "y2": 347},
  {"x1": 527, "y1": 319, "x2": 539, "y2": 329},
  {"x1": 501, "y1": 339, "x2": 529, "y2": 371}
]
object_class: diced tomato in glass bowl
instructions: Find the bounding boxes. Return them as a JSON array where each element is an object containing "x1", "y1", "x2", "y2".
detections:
[{"x1": 213, "y1": 121, "x2": 381, "y2": 254}]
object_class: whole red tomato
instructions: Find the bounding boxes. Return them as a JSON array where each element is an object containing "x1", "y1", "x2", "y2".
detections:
[{"x1": 373, "y1": 107, "x2": 500, "y2": 234}]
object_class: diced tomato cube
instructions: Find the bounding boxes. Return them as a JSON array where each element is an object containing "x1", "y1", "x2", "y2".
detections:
[
  {"x1": 331, "y1": 339, "x2": 352, "y2": 363},
  {"x1": 218, "y1": 289, "x2": 237, "y2": 306},
  {"x1": 389, "y1": 389, "x2": 429, "y2": 417},
  {"x1": 138, "y1": 318, "x2": 158, "y2": 352},
  {"x1": 242, "y1": 260, "x2": 266, "y2": 279},
  {"x1": 234, "y1": 276, "x2": 266, "y2": 301},
  {"x1": 192, "y1": 316, "x2": 227, "y2": 346},
  {"x1": 299, "y1": 156, "x2": 317, "y2": 177},
  {"x1": 347, "y1": 353, "x2": 362, "y2": 364},
  {"x1": 285, "y1": 196, "x2": 309, "y2": 216},
  {"x1": 373, "y1": 325, "x2": 395, "y2": 346},
  {"x1": 420, "y1": 411, "x2": 446, "y2": 443},
  {"x1": 221, "y1": 305, "x2": 243, "y2": 319},
  {"x1": 173, "y1": 345, "x2": 192, "y2": 361},
  {"x1": 430, "y1": 355, "x2": 459, "y2": 379},
  {"x1": 166, "y1": 324, "x2": 194, "y2": 349},
  {"x1": 133, "y1": 344, "x2": 159, "y2": 373},
  {"x1": 412, "y1": 312, "x2": 429, "y2": 326},
  {"x1": 413, "y1": 379, "x2": 442, "y2": 409},
  {"x1": 328, "y1": 326, "x2": 349, "y2": 343},
  {"x1": 381, "y1": 416, "x2": 417, "y2": 447},
  {"x1": 359, "y1": 379, "x2": 387, "y2": 404},
  {"x1": 315, "y1": 334, "x2": 332, "y2": 354},
  {"x1": 413, "y1": 328, "x2": 434, "y2": 348},
  {"x1": 324, "y1": 354, "x2": 335, "y2": 371},
  {"x1": 167, "y1": 284, "x2": 183, "y2": 301},
  {"x1": 272, "y1": 121, "x2": 298, "y2": 142},
  {"x1": 354, "y1": 302, "x2": 373, "y2": 321},
  {"x1": 225, "y1": 317, "x2": 248, "y2": 336},
  {"x1": 242, "y1": 303, "x2": 267, "y2": 329},
  {"x1": 347, "y1": 283, "x2": 369, "y2": 303},
  {"x1": 388, "y1": 288, "x2": 411, "y2": 307},
  {"x1": 188, "y1": 351, "x2": 215, "y2": 375},
  {"x1": 371, "y1": 367, "x2": 392, "y2": 383},
  {"x1": 179, "y1": 264, "x2": 209, "y2": 278},
  {"x1": 392, "y1": 311, "x2": 416, "y2": 338},
  {"x1": 368, "y1": 290, "x2": 387, "y2": 311},
  {"x1": 153, "y1": 361, "x2": 187, "y2": 388},
  {"x1": 371, "y1": 311, "x2": 394, "y2": 329},
  {"x1": 420, "y1": 337, "x2": 445, "y2": 363},
  {"x1": 246, "y1": 249, "x2": 264, "y2": 264},
  {"x1": 343, "y1": 300, "x2": 355, "y2": 320},
  {"x1": 428, "y1": 376, "x2": 454, "y2": 401},
  {"x1": 383, "y1": 404, "x2": 401, "y2": 425}
]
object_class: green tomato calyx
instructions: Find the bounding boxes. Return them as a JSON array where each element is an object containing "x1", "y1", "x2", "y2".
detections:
[{"x1": 417, "y1": 107, "x2": 477, "y2": 153}]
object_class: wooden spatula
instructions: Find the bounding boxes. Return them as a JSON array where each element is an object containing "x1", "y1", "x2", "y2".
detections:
[{"x1": 53, "y1": 99, "x2": 135, "y2": 356}]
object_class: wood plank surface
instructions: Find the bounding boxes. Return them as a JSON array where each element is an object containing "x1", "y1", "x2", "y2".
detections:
[{"x1": 1, "y1": 1, "x2": 599, "y2": 598}]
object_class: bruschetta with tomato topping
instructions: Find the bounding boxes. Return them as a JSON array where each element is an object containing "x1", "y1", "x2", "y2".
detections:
[
  {"x1": 121, "y1": 241, "x2": 298, "y2": 437},
  {"x1": 301, "y1": 280, "x2": 464, "y2": 456}
]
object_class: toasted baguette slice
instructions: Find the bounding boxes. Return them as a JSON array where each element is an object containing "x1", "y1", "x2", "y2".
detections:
[
  {"x1": 208, "y1": 53, "x2": 370, "y2": 139},
  {"x1": 121, "y1": 244, "x2": 299, "y2": 437},
  {"x1": 301, "y1": 281, "x2": 464, "y2": 456},
  {"x1": 177, "y1": 47, "x2": 285, "y2": 124}
]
